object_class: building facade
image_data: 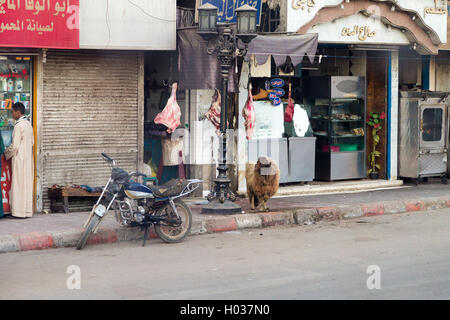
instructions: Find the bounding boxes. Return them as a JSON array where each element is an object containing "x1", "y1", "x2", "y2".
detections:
[{"x1": 0, "y1": 0, "x2": 176, "y2": 212}]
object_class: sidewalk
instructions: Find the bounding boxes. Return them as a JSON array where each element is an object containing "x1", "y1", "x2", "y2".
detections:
[{"x1": 1, "y1": 181, "x2": 450, "y2": 253}]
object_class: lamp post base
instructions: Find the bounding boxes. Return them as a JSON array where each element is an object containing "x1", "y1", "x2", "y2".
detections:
[
  {"x1": 201, "y1": 176, "x2": 242, "y2": 215},
  {"x1": 201, "y1": 198, "x2": 242, "y2": 215}
]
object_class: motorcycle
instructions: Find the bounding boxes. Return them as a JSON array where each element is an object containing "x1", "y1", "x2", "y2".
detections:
[{"x1": 76, "y1": 153, "x2": 202, "y2": 250}]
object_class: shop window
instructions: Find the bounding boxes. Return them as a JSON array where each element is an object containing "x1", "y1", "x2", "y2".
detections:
[
  {"x1": 0, "y1": 56, "x2": 32, "y2": 128},
  {"x1": 422, "y1": 108, "x2": 442, "y2": 142},
  {"x1": 258, "y1": 3, "x2": 280, "y2": 33}
]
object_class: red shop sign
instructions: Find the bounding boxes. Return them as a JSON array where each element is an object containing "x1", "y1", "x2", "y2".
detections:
[{"x1": 0, "y1": 0, "x2": 79, "y2": 49}]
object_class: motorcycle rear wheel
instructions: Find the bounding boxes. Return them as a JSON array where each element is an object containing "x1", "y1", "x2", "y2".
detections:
[
  {"x1": 154, "y1": 199, "x2": 192, "y2": 243},
  {"x1": 76, "y1": 214, "x2": 100, "y2": 250}
]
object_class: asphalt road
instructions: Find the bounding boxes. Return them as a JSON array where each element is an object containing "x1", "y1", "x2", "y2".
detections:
[{"x1": 1, "y1": 208, "x2": 450, "y2": 300}]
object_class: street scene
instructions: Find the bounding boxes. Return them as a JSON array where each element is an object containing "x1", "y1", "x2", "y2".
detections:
[{"x1": 1, "y1": 0, "x2": 450, "y2": 306}]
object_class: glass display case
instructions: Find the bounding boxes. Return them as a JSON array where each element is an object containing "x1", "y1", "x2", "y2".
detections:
[
  {"x1": 310, "y1": 98, "x2": 365, "y2": 153},
  {"x1": 0, "y1": 56, "x2": 33, "y2": 131},
  {"x1": 305, "y1": 76, "x2": 366, "y2": 180},
  {"x1": 0, "y1": 55, "x2": 31, "y2": 215}
]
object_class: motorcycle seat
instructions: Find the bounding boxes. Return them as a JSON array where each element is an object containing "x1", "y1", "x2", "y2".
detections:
[{"x1": 148, "y1": 179, "x2": 189, "y2": 197}]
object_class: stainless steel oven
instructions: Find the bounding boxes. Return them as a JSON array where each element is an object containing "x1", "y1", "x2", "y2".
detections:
[
  {"x1": 399, "y1": 91, "x2": 449, "y2": 183},
  {"x1": 420, "y1": 104, "x2": 446, "y2": 149}
]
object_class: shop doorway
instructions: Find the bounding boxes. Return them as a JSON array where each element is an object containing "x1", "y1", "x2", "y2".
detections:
[
  {"x1": 143, "y1": 51, "x2": 186, "y2": 186},
  {"x1": 366, "y1": 51, "x2": 388, "y2": 179}
]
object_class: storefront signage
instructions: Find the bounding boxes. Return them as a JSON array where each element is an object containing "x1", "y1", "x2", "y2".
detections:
[
  {"x1": 291, "y1": 0, "x2": 316, "y2": 12},
  {"x1": 424, "y1": 0, "x2": 447, "y2": 15},
  {"x1": 268, "y1": 88, "x2": 285, "y2": 99},
  {"x1": 298, "y1": 12, "x2": 409, "y2": 46},
  {"x1": 287, "y1": 0, "x2": 447, "y2": 45},
  {"x1": 0, "y1": 0, "x2": 79, "y2": 49},
  {"x1": 341, "y1": 25, "x2": 376, "y2": 41},
  {"x1": 201, "y1": 0, "x2": 262, "y2": 24},
  {"x1": 272, "y1": 88, "x2": 285, "y2": 97},
  {"x1": 271, "y1": 97, "x2": 282, "y2": 106},
  {"x1": 270, "y1": 78, "x2": 285, "y2": 88},
  {"x1": 439, "y1": 4, "x2": 450, "y2": 50},
  {"x1": 268, "y1": 92, "x2": 277, "y2": 100}
]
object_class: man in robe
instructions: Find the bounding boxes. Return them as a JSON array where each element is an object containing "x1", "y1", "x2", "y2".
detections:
[{"x1": 5, "y1": 102, "x2": 34, "y2": 218}]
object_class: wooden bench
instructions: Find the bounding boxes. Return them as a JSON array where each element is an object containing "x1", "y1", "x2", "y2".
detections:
[{"x1": 48, "y1": 186, "x2": 102, "y2": 214}]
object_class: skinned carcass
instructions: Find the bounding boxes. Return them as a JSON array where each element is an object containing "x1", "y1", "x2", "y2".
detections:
[
  {"x1": 154, "y1": 82, "x2": 181, "y2": 133},
  {"x1": 242, "y1": 84, "x2": 256, "y2": 140},
  {"x1": 284, "y1": 83, "x2": 294, "y2": 123},
  {"x1": 205, "y1": 89, "x2": 222, "y2": 136}
]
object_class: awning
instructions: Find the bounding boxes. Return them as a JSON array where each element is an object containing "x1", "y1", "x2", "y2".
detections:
[{"x1": 244, "y1": 33, "x2": 319, "y2": 67}]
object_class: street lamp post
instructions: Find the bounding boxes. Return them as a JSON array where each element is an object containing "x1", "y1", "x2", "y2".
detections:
[{"x1": 197, "y1": 4, "x2": 257, "y2": 214}]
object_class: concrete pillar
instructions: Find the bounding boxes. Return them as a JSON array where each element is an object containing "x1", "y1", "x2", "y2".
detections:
[
  {"x1": 389, "y1": 51, "x2": 399, "y2": 181},
  {"x1": 429, "y1": 55, "x2": 436, "y2": 91},
  {"x1": 237, "y1": 61, "x2": 250, "y2": 194}
]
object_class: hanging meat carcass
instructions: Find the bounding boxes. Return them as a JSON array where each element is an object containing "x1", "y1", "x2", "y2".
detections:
[
  {"x1": 242, "y1": 84, "x2": 256, "y2": 140},
  {"x1": 154, "y1": 82, "x2": 181, "y2": 133},
  {"x1": 284, "y1": 83, "x2": 294, "y2": 123},
  {"x1": 205, "y1": 89, "x2": 222, "y2": 136}
]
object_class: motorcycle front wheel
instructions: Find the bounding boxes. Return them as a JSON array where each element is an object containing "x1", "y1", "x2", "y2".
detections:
[
  {"x1": 76, "y1": 214, "x2": 101, "y2": 250},
  {"x1": 154, "y1": 199, "x2": 192, "y2": 243}
]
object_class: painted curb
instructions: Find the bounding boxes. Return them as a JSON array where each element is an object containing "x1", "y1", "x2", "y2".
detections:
[
  {"x1": 3, "y1": 195, "x2": 450, "y2": 254},
  {"x1": 234, "y1": 214, "x2": 263, "y2": 229},
  {"x1": 0, "y1": 235, "x2": 20, "y2": 253},
  {"x1": 18, "y1": 232, "x2": 54, "y2": 251}
]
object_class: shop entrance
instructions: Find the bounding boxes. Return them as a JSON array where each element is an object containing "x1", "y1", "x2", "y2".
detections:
[
  {"x1": 143, "y1": 51, "x2": 186, "y2": 186},
  {"x1": 366, "y1": 51, "x2": 388, "y2": 179}
]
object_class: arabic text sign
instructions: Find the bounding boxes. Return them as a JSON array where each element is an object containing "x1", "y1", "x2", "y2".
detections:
[
  {"x1": 0, "y1": 0, "x2": 79, "y2": 49},
  {"x1": 341, "y1": 25, "x2": 376, "y2": 41},
  {"x1": 201, "y1": 0, "x2": 262, "y2": 25},
  {"x1": 270, "y1": 78, "x2": 285, "y2": 88}
]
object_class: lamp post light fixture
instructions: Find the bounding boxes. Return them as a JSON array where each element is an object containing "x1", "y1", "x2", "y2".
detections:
[
  {"x1": 197, "y1": 3, "x2": 218, "y2": 40},
  {"x1": 236, "y1": 4, "x2": 258, "y2": 43},
  {"x1": 197, "y1": 4, "x2": 257, "y2": 214}
]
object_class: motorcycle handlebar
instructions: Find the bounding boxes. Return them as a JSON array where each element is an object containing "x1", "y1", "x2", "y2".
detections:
[{"x1": 101, "y1": 153, "x2": 116, "y2": 166}]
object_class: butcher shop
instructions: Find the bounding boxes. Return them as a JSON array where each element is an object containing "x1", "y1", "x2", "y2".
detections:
[
  {"x1": 235, "y1": 0, "x2": 448, "y2": 193},
  {"x1": 238, "y1": 33, "x2": 320, "y2": 186}
]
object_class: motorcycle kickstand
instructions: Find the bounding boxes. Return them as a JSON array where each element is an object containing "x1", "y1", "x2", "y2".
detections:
[{"x1": 142, "y1": 224, "x2": 150, "y2": 247}]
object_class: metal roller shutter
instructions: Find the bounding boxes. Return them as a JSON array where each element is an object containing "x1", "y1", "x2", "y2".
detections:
[{"x1": 42, "y1": 50, "x2": 139, "y2": 210}]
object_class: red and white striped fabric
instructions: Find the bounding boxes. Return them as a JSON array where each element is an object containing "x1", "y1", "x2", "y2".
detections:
[
  {"x1": 242, "y1": 85, "x2": 256, "y2": 140},
  {"x1": 154, "y1": 83, "x2": 181, "y2": 133},
  {"x1": 205, "y1": 89, "x2": 222, "y2": 136}
]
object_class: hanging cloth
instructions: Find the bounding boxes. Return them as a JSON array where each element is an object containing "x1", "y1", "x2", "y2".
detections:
[{"x1": 244, "y1": 33, "x2": 319, "y2": 67}]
